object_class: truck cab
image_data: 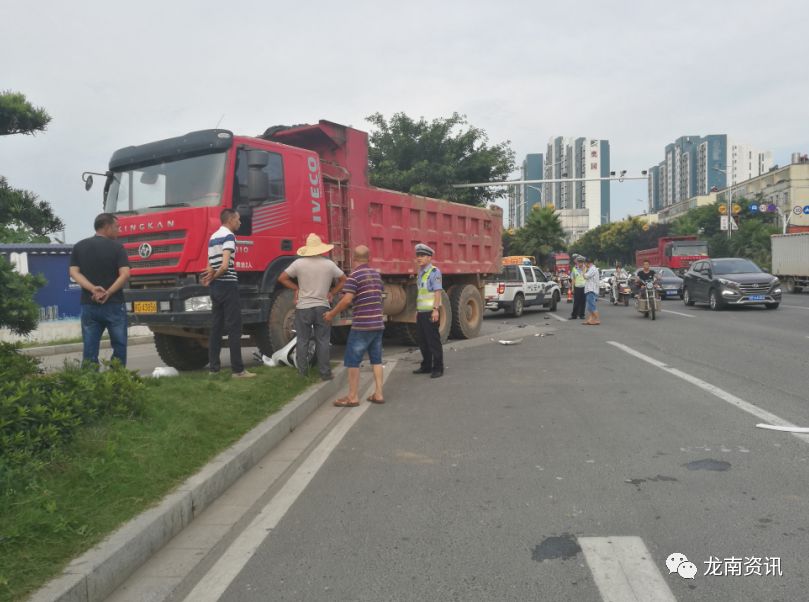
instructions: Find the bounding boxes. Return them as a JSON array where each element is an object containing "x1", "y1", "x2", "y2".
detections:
[{"x1": 484, "y1": 263, "x2": 560, "y2": 317}]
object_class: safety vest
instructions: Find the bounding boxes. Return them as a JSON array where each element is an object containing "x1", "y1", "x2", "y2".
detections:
[
  {"x1": 417, "y1": 266, "x2": 436, "y2": 312},
  {"x1": 572, "y1": 267, "x2": 585, "y2": 287}
]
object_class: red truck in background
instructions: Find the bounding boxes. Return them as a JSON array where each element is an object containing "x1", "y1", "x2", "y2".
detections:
[
  {"x1": 635, "y1": 236, "x2": 708, "y2": 274},
  {"x1": 547, "y1": 252, "x2": 570, "y2": 277},
  {"x1": 93, "y1": 120, "x2": 502, "y2": 370}
]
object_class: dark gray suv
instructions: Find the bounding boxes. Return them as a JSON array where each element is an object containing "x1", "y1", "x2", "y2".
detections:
[{"x1": 682, "y1": 258, "x2": 781, "y2": 310}]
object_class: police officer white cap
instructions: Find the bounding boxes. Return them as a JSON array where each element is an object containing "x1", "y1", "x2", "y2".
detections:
[{"x1": 415, "y1": 243, "x2": 434, "y2": 256}]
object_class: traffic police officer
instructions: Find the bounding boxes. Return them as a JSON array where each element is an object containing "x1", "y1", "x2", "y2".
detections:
[{"x1": 412, "y1": 243, "x2": 444, "y2": 378}]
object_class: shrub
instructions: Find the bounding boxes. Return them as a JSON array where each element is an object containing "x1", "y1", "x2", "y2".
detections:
[{"x1": 0, "y1": 345, "x2": 145, "y2": 491}]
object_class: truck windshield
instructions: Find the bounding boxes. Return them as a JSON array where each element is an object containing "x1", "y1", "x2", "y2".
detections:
[
  {"x1": 671, "y1": 241, "x2": 708, "y2": 256},
  {"x1": 105, "y1": 152, "x2": 227, "y2": 214}
]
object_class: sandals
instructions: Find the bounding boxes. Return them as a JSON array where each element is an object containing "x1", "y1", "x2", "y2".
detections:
[
  {"x1": 333, "y1": 397, "x2": 359, "y2": 407},
  {"x1": 367, "y1": 395, "x2": 385, "y2": 404}
]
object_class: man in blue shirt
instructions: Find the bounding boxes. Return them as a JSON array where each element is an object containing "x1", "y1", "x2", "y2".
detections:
[{"x1": 412, "y1": 243, "x2": 444, "y2": 378}]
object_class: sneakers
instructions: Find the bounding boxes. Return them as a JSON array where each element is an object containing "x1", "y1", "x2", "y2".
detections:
[{"x1": 233, "y1": 371, "x2": 257, "y2": 379}]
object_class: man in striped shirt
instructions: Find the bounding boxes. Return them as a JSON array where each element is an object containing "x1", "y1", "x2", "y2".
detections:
[
  {"x1": 201, "y1": 208, "x2": 255, "y2": 378},
  {"x1": 324, "y1": 245, "x2": 385, "y2": 407}
]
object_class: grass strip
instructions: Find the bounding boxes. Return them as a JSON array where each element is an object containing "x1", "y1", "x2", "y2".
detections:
[{"x1": 0, "y1": 365, "x2": 317, "y2": 601}]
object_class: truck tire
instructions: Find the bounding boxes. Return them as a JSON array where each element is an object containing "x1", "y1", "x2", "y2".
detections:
[
  {"x1": 254, "y1": 289, "x2": 296, "y2": 356},
  {"x1": 154, "y1": 333, "x2": 209, "y2": 371},
  {"x1": 449, "y1": 284, "x2": 483, "y2": 339},
  {"x1": 786, "y1": 278, "x2": 801, "y2": 294},
  {"x1": 330, "y1": 325, "x2": 350, "y2": 345},
  {"x1": 510, "y1": 293, "x2": 525, "y2": 317}
]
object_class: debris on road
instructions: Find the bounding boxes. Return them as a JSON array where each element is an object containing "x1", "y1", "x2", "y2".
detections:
[
  {"x1": 498, "y1": 338, "x2": 523, "y2": 345},
  {"x1": 151, "y1": 366, "x2": 179, "y2": 378}
]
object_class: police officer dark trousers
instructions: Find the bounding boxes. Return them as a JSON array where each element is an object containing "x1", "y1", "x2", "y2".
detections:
[{"x1": 412, "y1": 243, "x2": 444, "y2": 378}]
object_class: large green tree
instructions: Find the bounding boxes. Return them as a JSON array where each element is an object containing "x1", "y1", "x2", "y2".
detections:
[
  {"x1": 366, "y1": 112, "x2": 514, "y2": 206},
  {"x1": 0, "y1": 91, "x2": 59, "y2": 335},
  {"x1": 511, "y1": 206, "x2": 566, "y2": 266}
]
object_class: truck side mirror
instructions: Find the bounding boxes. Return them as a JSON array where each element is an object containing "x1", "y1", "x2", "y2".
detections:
[{"x1": 247, "y1": 150, "x2": 270, "y2": 203}]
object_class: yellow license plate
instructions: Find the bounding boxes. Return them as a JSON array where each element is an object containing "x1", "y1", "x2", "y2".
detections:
[{"x1": 133, "y1": 301, "x2": 158, "y2": 313}]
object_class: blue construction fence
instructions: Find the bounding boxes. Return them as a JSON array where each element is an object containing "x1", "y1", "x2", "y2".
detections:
[{"x1": 0, "y1": 244, "x2": 81, "y2": 320}]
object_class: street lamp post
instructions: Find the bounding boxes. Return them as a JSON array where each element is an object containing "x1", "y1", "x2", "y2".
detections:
[
  {"x1": 636, "y1": 199, "x2": 651, "y2": 225},
  {"x1": 714, "y1": 166, "x2": 733, "y2": 239}
]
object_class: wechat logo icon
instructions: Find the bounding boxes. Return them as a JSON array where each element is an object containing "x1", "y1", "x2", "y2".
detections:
[{"x1": 666, "y1": 553, "x2": 697, "y2": 579}]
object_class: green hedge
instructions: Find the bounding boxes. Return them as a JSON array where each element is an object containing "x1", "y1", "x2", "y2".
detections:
[{"x1": 0, "y1": 343, "x2": 145, "y2": 490}]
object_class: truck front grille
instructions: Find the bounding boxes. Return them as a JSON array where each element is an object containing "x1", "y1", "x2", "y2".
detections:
[
  {"x1": 119, "y1": 231, "x2": 186, "y2": 243},
  {"x1": 126, "y1": 243, "x2": 184, "y2": 257},
  {"x1": 132, "y1": 258, "x2": 180, "y2": 269}
]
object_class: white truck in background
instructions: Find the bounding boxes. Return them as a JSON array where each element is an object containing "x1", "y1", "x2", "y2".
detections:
[{"x1": 771, "y1": 233, "x2": 809, "y2": 293}]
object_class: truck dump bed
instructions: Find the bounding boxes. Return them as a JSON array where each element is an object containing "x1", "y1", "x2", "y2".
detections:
[{"x1": 263, "y1": 121, "x2": 502, "y2": 277}]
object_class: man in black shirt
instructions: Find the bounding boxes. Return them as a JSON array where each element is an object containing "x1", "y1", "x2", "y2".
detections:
[
  {"x1": 69, "y1": 213, "x2": 131, "y2": 366},
  {"x1": 635, "y1": 260, "x2": 657, "y2": 297}
]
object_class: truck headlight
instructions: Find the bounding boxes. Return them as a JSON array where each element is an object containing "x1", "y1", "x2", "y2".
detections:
[{"x1": 184, "y1": 296, "x2": 212, "y2": 312}]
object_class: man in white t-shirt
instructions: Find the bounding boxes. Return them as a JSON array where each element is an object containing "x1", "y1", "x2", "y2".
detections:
[{"x1": 278, "y1": 233, "x2": 346, "y2": 380}]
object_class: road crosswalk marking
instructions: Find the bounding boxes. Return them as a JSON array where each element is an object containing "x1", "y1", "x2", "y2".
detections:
[{"x1": 579, "y1": 536, "x2": 677, "y2": 601}]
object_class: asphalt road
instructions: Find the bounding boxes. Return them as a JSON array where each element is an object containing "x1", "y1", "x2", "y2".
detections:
[{"x1": 59, "y1": 294, "x2": 809, "y2": 601}]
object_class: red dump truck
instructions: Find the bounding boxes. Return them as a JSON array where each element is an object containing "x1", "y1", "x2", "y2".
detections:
[
  {"x1": 635, "y1": 236, "x2": 708, "y2": 274},
  {"x1": 91, "y1": 120, "x2": 502, "y2": 369}
]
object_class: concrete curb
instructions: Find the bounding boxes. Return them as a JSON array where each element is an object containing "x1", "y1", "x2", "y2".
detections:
[
  {"x1": 28, "y1": 368, "x2": 348, "y2": 602},
  {"x1": 21, "y1": 336, "x2": 155, "y2": 357}
]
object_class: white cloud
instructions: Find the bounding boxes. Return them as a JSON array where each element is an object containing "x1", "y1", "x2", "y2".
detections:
[{"x1": 1, "y1": 0, "x2": 807, "y2": 240}]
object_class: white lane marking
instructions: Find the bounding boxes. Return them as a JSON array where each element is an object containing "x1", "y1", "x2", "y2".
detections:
[
  {"x1": 606, "y1": 341, "x2": 809, "y2": 444},
  {"x1": 781, "y1": 304, "x2": 809, "y2": 309},
  {"x1": 579, "y1": 537, "x2": 677, "y2": 602},
  {"x1": 548, "y1": 312, "x2": 568, "y2": 322},
  {"x1": 183, "y1": 363, "x2": 396, "y2": 602},
  {"x1": 660, "y1": 309, "x2": 694, "y2": 318}
]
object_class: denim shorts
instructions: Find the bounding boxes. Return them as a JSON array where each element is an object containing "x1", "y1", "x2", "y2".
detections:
[
  {"x1": 343, "y1": 329, "x2": 384, "y2": 368},
  {"x1": 586, "y1": 291, "x2": 598, "y2": 313}
]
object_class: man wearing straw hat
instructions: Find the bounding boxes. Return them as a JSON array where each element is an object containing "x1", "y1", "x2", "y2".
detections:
[{"x1": 279, "y1": 233, "x2": 346, "y2": 380}]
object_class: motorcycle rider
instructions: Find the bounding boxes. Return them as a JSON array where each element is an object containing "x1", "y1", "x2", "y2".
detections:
[
  {"x1": 611, "y1": 262, "x2": 627, "y2": 304},
  {"x1": 634, "y1": 259, "x2": 658, "y2": 297}
]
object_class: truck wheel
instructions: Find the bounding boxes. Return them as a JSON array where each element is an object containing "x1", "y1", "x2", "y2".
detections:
[
  {"x1": 449, "y1": 284, "x2": 483, "y2": 339},
  {"x1": 254, "y1": 289, "x2": 296, "y2": 356},
  {"x1": 330, "y1": 325, "x2": 350, "y2": 345},
  {"x1": 400, "y1": 323, "x2": 420, "y2": 346},
  {"x1": 154, "y1": 333, "x2": 209, "y2": 371},
  {"x1": 549, "y1": 291, "x2": 559, "y2": 312},
  {"x1": 438, "y1": 290, "x2": 453, "y2": 343},
  {"x1": 510, "y1": 293, "x2": 524, "y2": 317},
  {"x1": 785, "y1": 278, "x2": 797, "y2": 294}
]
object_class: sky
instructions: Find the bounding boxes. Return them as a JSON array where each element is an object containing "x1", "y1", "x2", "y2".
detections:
[{"x1": 2, "y1": 0, "x2": 808, "y2": 242}]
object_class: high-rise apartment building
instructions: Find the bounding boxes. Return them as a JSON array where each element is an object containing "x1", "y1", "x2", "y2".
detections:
[
  {"x1": 537, "y1": 136, "x2": 610, "y2": 240},
  {"x1": 650, "y1": 135, "x2": 772, "y2": 211}
]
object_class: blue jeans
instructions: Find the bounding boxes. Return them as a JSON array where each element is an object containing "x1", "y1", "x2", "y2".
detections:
[
  {"x1": 343, "y1": 329, "x2": 383, "y2": 368},
  {"x1": 81, "y1": 302, "x2": 128, "y2": 366},
  {"x1": 585, "y1": 292, "x2": 598, "y2": 314}
]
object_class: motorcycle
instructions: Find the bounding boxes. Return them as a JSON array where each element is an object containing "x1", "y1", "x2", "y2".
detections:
[
  {"x1": 610, "y1": 276, "x2": 632, "y2": 306},
  {"x1": 634, "y1": 279, "x2": 662, "y2": 320},
  {"x1": 555, "y1": 273, "x2": 571, "y2": 298}
]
